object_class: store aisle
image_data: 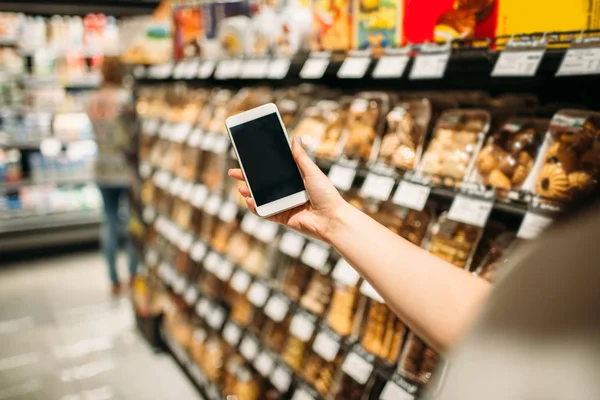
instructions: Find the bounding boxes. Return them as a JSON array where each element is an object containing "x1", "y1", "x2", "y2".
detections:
[{"x1": 0, "y1": 252, "x2": 203, "y2": 400}]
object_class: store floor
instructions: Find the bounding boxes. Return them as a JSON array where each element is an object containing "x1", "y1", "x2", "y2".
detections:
[{"x1": 0, "y1": 251, "x2": 203, "y2": 400}]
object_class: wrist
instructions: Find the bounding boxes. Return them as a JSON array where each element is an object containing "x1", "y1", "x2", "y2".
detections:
[{"x1": 322, "y1": 200, "x2": 354, "y2": 246}]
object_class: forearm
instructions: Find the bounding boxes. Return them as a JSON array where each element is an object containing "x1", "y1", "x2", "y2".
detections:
[{"x1": 326, "y1": 203, "x2": 491, "y2": 354}]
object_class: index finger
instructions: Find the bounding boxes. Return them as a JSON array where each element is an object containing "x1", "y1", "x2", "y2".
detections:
[{"x1": 228, "y1": 168, "x2": 245, "y2": 181}]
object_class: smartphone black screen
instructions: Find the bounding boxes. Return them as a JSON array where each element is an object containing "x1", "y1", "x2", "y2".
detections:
[{"x1": 230, "y1": 113, "x2": 305, "y2": 206}]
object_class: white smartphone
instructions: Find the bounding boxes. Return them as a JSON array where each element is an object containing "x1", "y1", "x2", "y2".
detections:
[{"x1": 225, "y1": 103, "x2": 309, "y2": 217}]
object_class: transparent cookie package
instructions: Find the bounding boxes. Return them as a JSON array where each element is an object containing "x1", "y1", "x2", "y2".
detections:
[
  {"x1": 190, "y1": 326, "x2": 210, "y2": 367},
  {"x1": 230, "y1": 291, "x2": 254, "y2": 327},
  {"x1": 332, "y1": 367, "x2": 377, "y2": 400},
  {"x1": 417, "y1": 109, "x2": 490, "y2": 187},
  {"x1": 358, "y1": 296, "x2": 406, "y2": 365},
  {"x1": 282, "y1": 333, "x2": 311, "y2": 373},
  {"x1": 211, "y1": 218, "x2": 239, "y2": 254},
  {"x1": 369, "y1": 201, "x2": 435, "y2": 247},
  {"x1": 164, "y1": 310, "x2": 194, "y2": 350},
  {"x1": 523, "y1": 109, "x2": 600, "y2": 204},
  {"x1": 472, "y1": 231, "x2": 517, "y2": 283},
  {"x1": 299, "y1": 268, "x2": 334, "y2": 317},
  {"x1": 302, "y1": 349, "x2": 345, "y2": 397},
  {"x1": 281, "y1": 259, "x2": 315, "y2": 302},
  {"x1": 263, "y1": 313, "x2": 293, "y2": 354},
  {"x1": 199, "y1": 336, "x2": 227, "y2": 382},
  {"x1": 225, "y1": 366, "x2": 262, "y2": 400},
  {"x1": 326, "y1": 278, "x2": 363, "y2": 339},
  {"x1": 226, "y1": 230, "x2": 254, "y2": 265},
  {"x1": 292, "y1": 97, "x2": 348, "y2": 155},
  {"x1": 397, "y1": 331, "x2": 440, "y2": 385}
]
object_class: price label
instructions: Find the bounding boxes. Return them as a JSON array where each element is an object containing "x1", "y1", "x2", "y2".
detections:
[
  {"x1": 380, "y1": 382, "x2": 414, "y2": 400},
  {"x1": 241, "y1": 212, "x2": 260, "y2": 234},
  {"x1": 172, "y1": 61, "x2": 187, "y2": 79},
  {"x1": 240, "y1": 59, "x2": 270, "y2": 79},
  {"x1": 332, "y1": 258, "x2": 360, "y2": 287},
  {"x1": 218, "y1": 202, "x2": 238, "y2": 223},
  {"x1": 337, "y1": 57, "x2": 371, "y2": 79},
  {"x1": 207, "y1": 307, "x2": 226, "y2": 330},
  {"x1": 180, "y1": 181, "x2": 194, "y2": 201},
  {"x1": 312, "y1": 331, "x2": 340, "y2": 362},
  {"x1": 183, "y1": 59, "x2": 200, "y2": 79},
  {"x1": 215, "y1": 259, "x2": 234, "y2": 282},
  {"x1": 230, "y1": 270, "x2": 251, "y2": 293},
  {"x1": 556, "y1": 47, "x2": 600, "y2": 76},
  {"x1": 271, "y1": 366, "x2": 292, "y2": 393},
  {"x1": 517, "y1": 211, "x2": 553, "y2": 239},
  {"x1": 492, "y1": 49, "x2": 545, "y2": 77},
  {"x1": 144, "y1": 249, "x2": 158, "y2": 267},
  {"x1": 188, "y1": 128, "x2": 203, "y2": 148},
  {"x1": 142, "y1": 206, "x2": 156, "y2": 224},
  {"x1": 173, "y1": 274, "x2": 187, "y2": 294},
  {"x1": 279, "y1": 231, "x2": 306, "y2": 258},
  {"x1": 178, "y1": 233, "x2": 193, "y2": 252},
  {"x1": 409, "y1": 52, "x2": 450, "y2": 79},
  {"x1": 147, "y1": 63, "x2": 173, "y2": 79},
  {"x1": 203, "y1": 194, "x2": 222, "y2": 216},
  {"x1": 214, "y1": 59, "x2": 242, "y2": 79},
  {"x1": 290, "y1": 313, "x2": 315, "y2": 342},
  {"x1": 195, "y1": 298, "x2": 211, "y2": 318},
  {"x1": 264, "y1": 295, "x2": 289, "y2": 322},
  {"x1": 392, "y1": 180, "x2": 431, "y2": 211},
  {"x1": 172, "y1": 122, "x2": 191, "y2": 143},
  {"x1": 342, "y1": 351, "x2": 374, "y2": 385},
  {"x1": 255, "y1": 220, "x2": 279, "y2": 242},
  {"x1": 254, "y1": 351, "x2": 275, "y2": 377},
  {"x1": 268, "y1": 58, "x2": 291, "y2": 79},
  {"x1": 240, "y1": 335, "x2": 259, "y2": 360},
  {"x1": 328, "y1": 164, "x2": 356, "y2": 191},
  {"x1": 184, "y1": 286, "x2": 199, "y2": 305},
  {"x1": 223, "y1": 321, "x2": 242, "y2": 346},
  {"x1": 360, "y1": 173, "x2": 395, "y2": 201},
  {"x1": 212, "y1": 135, "x2": 230, "y2": 154},
  {"x1": 301, "y1": 242, "x2": 330, "y2": 271},
  {"x1": 372, "y1": 55, "x2": 410, "y2": 78},
  {"x1": 201, "y1": 132, "x2": 218, "y2": 151},
  {"x1": 133, "y1": 65, "x2": 146, "y2": 79},
  {"x1": 159, "y1": 123, "x2": 171, "y2": 139},
  {"x1": 139, "y1": 162, "x2": 152, "y2": 179},
  {"x1": 191, "y1": 184, "x2": 208, "y2": 208},
  {"x1": 190, "y1": 241, "x2": 207, "y2": 262},
  {"x1": 300, "y1": 57, "x2": 330, "y2": 79},
  {"x1": 198, "y1": 60, "x2": 216, "y2": 79},
  {"x1": 448, "y1": 194, "x2": 494, "y2": 227},
  {"x1": 203, "y1": 251, "x2": 222, "y2": 273},
  {"x1": 360, "y1": 281, "x2": 384, "y2": 303},
  {"x1": 247, "y1": 282, "x2": 270, "y2": 308},
  {"x1": 292, "y1": 389, "x2": 315, "y2": 400}
]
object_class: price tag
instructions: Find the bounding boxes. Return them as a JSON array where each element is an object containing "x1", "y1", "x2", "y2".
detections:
[
  {"x1": 360, "y1": 173, "x2": 395, "y2": 201},
  {"x1": 290, "y1": 313, "x2": 315, "y2": 342},
  {"x1": 517, "y1": 211, "x2": 553, "y2": 239},
  {"x1": 144, "y1": 249, "x2": 158, "y2": 267},
  {"x1": 203, "y1": 251, "x2": 222, "y2": 273},
  {"x1": 230, "y1": 270, "x2": 251, "y2": 293},
  {"x1": 328, "y1": 164, "x2": 356, "y2": 191},
  {"x1": 214, "y1": 59, "x2": 242, "y2": 79},
  {"x1": 240, "y1": 59, "x2": 269, "y2": 79},
  {"x1": 409, "y1": 52, "x2": 450, "y2": 79},
  {"x1": 188, "y1": 128, "x2": 203, "y2": 148},
  {"x1": 337, "y1": 57, "x2": 370, "y2": 79},
  {"x1": 372, "y1": 55, "x2": 410, "y2": 78},
  {"x1": 159, "y1": 123, "x2": 171, "y2": 139},
  {"x1": 143, "y1": 119, "x2": 159, "y2": 136},
  {"x1": 254, "y1": 220, "x2": 279, "y2": 242},
  {"x1": 184, "y1": 286, "x2": 199, "y2": 305},
  {"x1": 300, "y1": 57, "x2": 329, "y2": 79},
  {"x1": 264, "y1": 295, "x2": 289, "y2": 322},
  {"x1": 195, "y1": 298, "x2": 211, "y2": 318},
  {"x1": 207, "y1": 307, "x2": 226, "y2": 330},
  {"x1": 171, "y1": 122, "x2": 191, "y2": 143},
  {"x1": 147, "y1": 63, "x2": 173, "y2": 79},
  {"x1": 173, "y1": 274, "x2": 188, "y2": 294},
  {"x1": 133, "y1": 65, "x2": 146, "y2": 79},
  {"x1": 178, "y1": 233, "x2": 193, "y2": 252},
  {"x1": 201, "y1": 132, "x2": 218, "y2": 151},
  {"x1": 139, "y1": 162, "x2": 152, "y2": 179},
  {"x1": 254, "y1": 351, "x2": 275, "y2": 377},
  {"x1": 360, "y1": 281, "x2": 384, "y2": 303},
  {"x1": 142, "y1": 206, "x2": 156, "y2": 224},
  {"x1": 492, "y1": 49, "x2": 544, "y2": 77},
  {"x1": 183, "y1": 59, "x2": 201, "y2": 79},
  {"x1": 212, "y1": 135, "x2": 230, "y2": 154},
  {"x1": 448, "y1": 194, "x2": 494, "y2": 227},
  {"x1": 312, "y1": 331, "x2": 340, "y2": 362},
  {"x1": 271, "y1": 366, "x2": 292, "y2": 393},
  {"x1": 198, "y1": 60, "x2": 216, "y2": 79},
  {"x1": 292, "y1": 389, "x2": 315, "y2": 400},
  {"x1": 191, "y1": 184, "x2": 208, "y2": 208},
  {"x1": 332, "y1": 258, "x2": 360, "y2": 287},
  {"x1": 392, "y1": 180, "x2": 431, "y2": 211},
  {"x1": 279, "y1": 231, "x2": 306, "y2": 258},
  {"x1": 190, "y1": 241, "x2": 207, "y2": 262},
  {"x1": 218, "y1": 201, "x2": 238, "y2": 223},
  {"x1": 241, "y1": 213, "x2": 260, "y2": 234},
  {"x1": 215, "y1": 259, "x2": 234, "y2": 282},
  {"x1": 556, "y1": 47, "x2": 600, "y2": 76},
  {"x1": 247, "y1": 282, "x2": 269, "y2": 308},
  {"x1": 172, "y1": 61, "x2": 187, "y2": 79},
  {"x1": 223, "y1": 321, "x2": 242, "y2": 347},
  {"x1": 342, "y1": 351, "x2": 374, "y2": 385},
  {"x1": 268, "y1": 58, "x2": 291, "y2": 79},
  {"x1": 203, "y1": 194, "x2": 222, "y2": 216},
  {"x1": 301, "y1": 242, "x2": 330, "y2": 271},
  {"x1": 240, "y1": 335, "x2": 259, "y2": 360},
  {"x1": 380, "y1": 382, "x2": 414, "y2": 400},
  {"x1": 180, "y1": 181, "x2": 194, "y2": 201}
]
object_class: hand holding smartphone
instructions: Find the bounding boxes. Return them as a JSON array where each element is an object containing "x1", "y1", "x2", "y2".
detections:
[{"x1": 225, "y1": 103, "x2": 309, "y2": 217}]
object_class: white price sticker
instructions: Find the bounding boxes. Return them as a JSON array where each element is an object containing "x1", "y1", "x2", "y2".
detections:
[
  {"x1": 183, "y1": 59, "x2": 200, "y2": 79},
  {"x1": 215, "y1": 259, "x2": 234, "y2": 282},
  {"x1": 187, "y1": 128, "x2": 203, "y2": 148},
  {"x1": 517, "y1": 211, "x2": 553, "y2": 239},
  {"x1": 279, "y1": 231, "x2": 306, "y2": 258},
  {"x1": 241, "y1": 59, "x2": 270, "y2": 79},
  {"x1": 409, "y1": 52, "x2": 450, "y2": 79},
  {"x1": 241, "y1": 213, "x2": 260, "y2": 234},
  {"x1": 190, "y1": 241, "x2": 207, "y2": 262},
  {"x1": 191, "y1": 184, "x2": 208, "y2": 208},
  {"x1": 268, "y1": 58, "x2": 291, "y2": 79},
  {"x1": 328, "y1": 164, "x2": 356, "y2": 191},
  {"x1": 139, "y1": 162, "x2": 152, "y2": 179},
  {"x1": 212, "y1": 135, "x2": 230, "y2": 154},
  {"x1": 255, "y1": 220, "x2": 279, "y2": 242},
  {"x1": 448, "y1": 194, "x2": 494, "y2": 227},
  {"x1": 254, "y1": 352, "x2": 275, "y2": 377},
  {"x1": 195, "y1": 298, "x2": 211, "y2": 318},
  {"x1": 173, "y1": 275, "x2": 187, "y2": 294},
  {"x1": 207, "y1": 308, "x2": 225, "y2": 330},
  {"x1": 247, "y1": 282, "x2": 269, "y2": 308},
  {"x1": 290, "y1": 313, "x2": 315, "y2": 342},
  {"x1": 380, "y1": 382, "x2": 414, "y2": 400},
  {"x1": 240, "y1": 335, "x2": 259, "y2": 360},
  {"x1": 201, "y1": 132, "x2": 218, "y2": 151},
  {"x1": 203, "y1": 194, "x2": 222, "y2": 216},
  {"x1": 332, "y1": 258, "x2": 360, "y2": 287},
  {"x1": 223, "y1": 321, "x2": 242, "y2": 346},
  {"x1": 300, "y1": 58, "x2": 330, "y2": 79},
  {"x1": 180, "y1": 181, "x2": 194, "y2": 201},
  {"x1": 142, "y1": 206, "x2": 156, "y2": 224},
  {"x1": 337, "y1": 57, "x2": 371, "y2": 79},
  {"x1": 492, "y1": 50, "x2": 544, "y2": 77},
  {"x1": 144, "y1": 249, "x2": 158, "y2": 267},
  {"x1": 133, "y1": 65, "x2": 146, "y2": 79},
  {"x1": 218, "y1": 201, "x2": 238, "y2": 223},
  {"x1": 392, "y1": 180, "x2": 431, "y2": 211},
  {"x1": 372, "y1": 55, "x2": 410, "y2": 78},
  {"x1": 178, "y1": 233, "x2": 193, "y2": 252},
  {"x1": 230, "y1": 270, "x2": 251, "y2": 293},
  {"x1": 301, "y1": 242, "x2": 330, "y2": 271},
  {"x1": 204, "y1": 251, "x2": 222, "y2": 273},
  {"x1": 360, "y1": 281, "x2": 384, "y2": 303},
  {"x1": 147, "y1": 62, "x2": 173, "y2": 79},
  {"x1": 360, "y1": 173, "x2": 395, "y2": 201},
  {"x1": 172, "y1": 122, "x2": 191, "y2": 143},
  {"x1": 556, "y1": 47, "x2": 600, "y2": 76},
  {"x1": 271, "y1": 366, "x2": 292, "y2": 393},
  {"x1": 292, "y1": 389, "x2": 315, "y2": 400},
  {"x1": 172, "y1": 61, "x2": 187, "y2": 79},
  {"x1": 342, "y1": 351, "x2": 374, "y2": 385},
  {"x1": 214, "y1": 59, "x2": 242, "y2": 79},
  {"x1": 184, "y1": 286, "x2": 199, "y2": 305},
  {"x1": 198, "y1": 60, "x2": 216, "y2": 79},
  {"x1": 312, "y1": 331, "x2": 340, "y2": 362},
  {"x1": 264, "y1": 295, "x2": 289, "y2": 322}
]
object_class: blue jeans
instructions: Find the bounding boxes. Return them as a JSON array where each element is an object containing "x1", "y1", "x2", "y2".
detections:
[{"x1": 99, "y1": 186, "x2": 138, "y2": 284}]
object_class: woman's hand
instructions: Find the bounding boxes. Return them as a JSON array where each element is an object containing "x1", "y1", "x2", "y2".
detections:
[{"x1": 228, "y1": 137, "x2": 347, "y2": 244}]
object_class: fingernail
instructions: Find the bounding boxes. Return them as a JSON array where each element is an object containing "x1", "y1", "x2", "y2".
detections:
[
  {"x1": 238, "y1": 186, "x2": 243, "y2": 193},
  {"x1": 295, "y1": 136, "x2": 302, "y2": 145}
]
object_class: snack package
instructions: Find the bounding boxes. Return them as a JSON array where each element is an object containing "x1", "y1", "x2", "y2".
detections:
[
  {"x1": 327, "y1": 283, "x2": 361, "y2": 337},
  {"x1": 217, "y1": 16, "x2": 251, "y2": 57},
  {"x1": 299, "y1": 271, "x2": 333, "y2": 317},
  {"x1": 473, "y1": 231, "x2": 517, "y2": 283},
  {"x1": 211, "y1": 219, "x2": 239, "y2": 253},
  {"x1": 200, "y1": 336, "x2": 226, "y2": 382},
  {"x1": 282, "y1": 335, "x2": 309, "y2": 372},
  {"x1": 353, "y1": 0, "x2": 404, "y2": 52},
  {"x1": 228, "y1": 367, "x2": 261, "y2": 400},
  {"x1": 264, "y1": 314, "x2": 292, "y2": 353},
  {"x1": 426, "y1": 211, "x2": 483, "y2": 269},
  {"x1": 303, "y1": 351, "x2": 344, "y2": 396},
  {"x1": 293, "y1": 99, "x2": 347, "y2": 155},
  {"x1": 369, "y1": 200, "x2": 434, "y2": 247},
  {"x1": 230, "y1": 292, "x2": 254, "y2": 327},
  {"x1": 469, "y1": 118, "x2": 548, "y2": 194},
  {"x1": 173, "y1": 4, "x2": 203, "y2": 60},
  {"x1": 273, "y1": 0, "x2": 312, "y2": 56},
  {"x1": 418, "y1": 109, "x2": 490, "y2": 186},
  {"x1": 360, "y1": 298, "x2": 406, "y2": 364},
  {"x1": 311, "y1": 0, "x2": 352, "y2": 51},
  {"x1": 525, "y1": 110, "x2": 600, "y2": 203},
  {"x1": 241, "y1": 241, "x2": 270, "y2": 277},
  {"x1": 190, "y1": 327, "x2": 209, "y2": 367},
  {"x1": 398, "y1": 332, "x2": 439, "y2": 384},
  {"x1": 281, "y1": 260, "x2": 314, "y2": 302},
  {"x1": 164, "y1": 311, "x2": 194, "y2": 349},
  {"x1": 226, "y1": 231, "x2": 254, "y2": 264},
  {"x1": 332, "y1": 369, "x2": 374, "y2": 400}
]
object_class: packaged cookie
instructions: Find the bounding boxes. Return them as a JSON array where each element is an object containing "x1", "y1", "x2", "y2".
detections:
[
  {"x1": 230, "y1": 292, "x2": 254, "y2": 327},
  {"x1": 303, "y1": 351, "x2": 344, "y2": 397},
  {"x1": 211, "y1": 219, "x2": 239, "y2": 254},
  {"x1": 241, "y1": 241, "x2": 270, "y2": 277},
  {"x1": 230, "y1": 367, "x2": 262, "y2": 400},
  {"x1": 190, "y1": 327, "x2": 209, "y2": 367},
  {"x1": 326, "y1": 283, "x2": 361, "y2": 337},
  {"x1": 473, "y1": 231, "x2": 517, "y2": 283},
  {"x1": 360, "y1": 298, "x2": 406, "y2": 364},
  {"x1": 369, "y1": 201, "x2": 434, "y2": 247},
  {"x1": 332, "y1": 362, "x2": 376, "y2": 400},
  {"x1": 282, "y1": 335, "x2": 309, "y2": 372},
  {"x1": 226, "y1": 231, "x2": 254, "y2": 264},
  {"x1": 200, "y1": 336, "x2": 226, "y2": 382},
  {"x1": 281, "y1": 260, "x2": 314, "y2": 302},
  {"x1": 526, "y1": 110, "x2": 600, "y2": 203},
  {"x1": 263, "y1": 314, "x2": 292, "y2": 354},
  {"x1": 418, "y1": 109, "x2": 490, "y2": 186},
  {"x1": 398, "y1": 332, "x2": 439, "y2": 384},
  {"x1": 293, "y1": 99, "x2": 347, "y2": 155},
  {"x1": 299, "y1": 271, "x2": 333, "y2": 317}
]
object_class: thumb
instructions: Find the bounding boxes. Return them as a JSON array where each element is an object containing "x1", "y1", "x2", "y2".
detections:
[{"x1": 292, "y1": 136, "x2": 322, "y2": 177}]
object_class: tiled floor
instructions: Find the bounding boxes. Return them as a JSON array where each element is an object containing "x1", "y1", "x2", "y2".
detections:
[{"x1": 0, "y1": 251, "x2": 203, "y2": 400}]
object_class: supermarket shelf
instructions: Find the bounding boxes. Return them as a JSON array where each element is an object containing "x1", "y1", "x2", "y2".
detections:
[
  {"x1": 0, "y1": 209, "x2": 101, "y2": 234},
  {"x1": 0, "y1": 176, "x2": 94, "y2": 191},
  {"x1": 0, "y1": 1, "x2": 159, "y2": 17},
  {"x1": 0, "y1": 136, "x2": 95, "y2": 149},
  {"x1": 22, "y1": 73, "x2": 102, "y2": 89}
]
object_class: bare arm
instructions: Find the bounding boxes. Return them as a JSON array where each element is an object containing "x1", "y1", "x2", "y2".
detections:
[{"x1": 229, "y1": 137, "x2": 491, "y2": 354}]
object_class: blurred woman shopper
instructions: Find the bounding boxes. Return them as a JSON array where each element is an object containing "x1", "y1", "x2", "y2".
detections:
[
  {"x1": 87, "y1": 56, "x2": 138, "y2": 295},
  {"x1": 229, "y1": 137, "x2": 600, "y2": 399}
]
